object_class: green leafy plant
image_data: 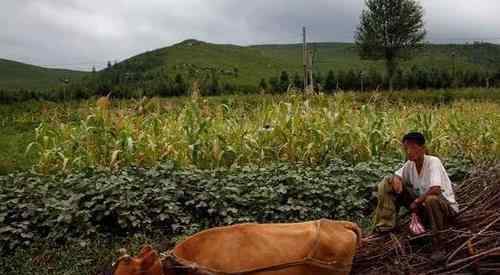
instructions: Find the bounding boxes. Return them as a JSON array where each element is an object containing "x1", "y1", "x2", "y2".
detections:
[{"x1": 0, "y1": 157, "x2": 471, "y2": 252}]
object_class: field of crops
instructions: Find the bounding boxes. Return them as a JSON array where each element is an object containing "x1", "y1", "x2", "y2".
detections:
[
  {"x1": 17, "y1": 90, "x2": 500, "y2": 174},
  {"x1": 0, "y1": 89, "x2": 499, "y2": 274},
  {"x1": 0, "y1": 157, "x2": 472, "y2": 274}
]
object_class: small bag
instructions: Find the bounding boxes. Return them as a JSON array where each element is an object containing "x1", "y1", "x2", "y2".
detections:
[{"x1": 409, "y1": 213, "x2": 426, "y2": 235}]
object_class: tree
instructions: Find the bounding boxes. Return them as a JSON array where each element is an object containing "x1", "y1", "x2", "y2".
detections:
[
  {"x1": 324, "y1": 70, "x2": 337, "y2": 92},
  {"x1": 206, "y1": 71, "x2": 220, "y2": 96},
  {"x1": 259, "y1": 78, "x2": 268, "y2": 90},
  {"x1": 355, "y1": 0, "x2": 426, "y2": 91},
  {"x1": 314, "y1": 72, "x2": 324, "y2": 91},
  {"x1": 292, "y1": 72, "x2": 302, "y2": 89},
  {"x1": 279, "y1": 71, "x2": 290, "y2": 92},
  {"x1": 345, "y1": 69, "x2": 358, "y2": 91},
  {"x1": 416, "y1": 68, "x2": 429, "y2": 89},
  {"x1": 269, "y1": 76, "x2": 280, "y2": 92},
  {"x1": 174, "y1": 74, "x2": 187, "y2": 96},
  {"x1": 336, "y1": 70, "x2": 346, "y2": 90},
  {"x1": 367, "y1": 68, "x2": 383, "y2": 90},
  {"x1": 494, "y1": 68, "x2": 500, "y2": 87}
]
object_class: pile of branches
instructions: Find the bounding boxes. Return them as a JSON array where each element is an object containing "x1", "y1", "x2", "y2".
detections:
[{"x1": 353, "y1": 163, "x2": 500, "y2": 275}]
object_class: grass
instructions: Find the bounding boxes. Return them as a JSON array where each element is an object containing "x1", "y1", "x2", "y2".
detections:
[
  {"x1": 0, "y1": 123, "x2": 36, "y2": 174},
  {"x1": 0, "y1": 59, "x2": 87, "y2": 91},
  {"x1": 0, "y1": 102, "x2": 44, "y2": 174}
]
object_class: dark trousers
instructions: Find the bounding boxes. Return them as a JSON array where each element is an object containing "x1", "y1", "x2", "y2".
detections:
[{"x1": 395, "y1": 184, "x2": 457, "y2": 242}]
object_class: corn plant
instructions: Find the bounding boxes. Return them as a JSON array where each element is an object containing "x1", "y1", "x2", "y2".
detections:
[{"x1": 25, "y1": 93, "x2": 500, "y2": 173}]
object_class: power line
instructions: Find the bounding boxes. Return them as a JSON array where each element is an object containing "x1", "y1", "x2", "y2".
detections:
[
  {"x1": 427, "y1": 37, "x2": 500, "y2": 42},
  {"x1": 1, "y1": 53, "x2": 123, "y2": 69},
  {"x1": 40, "y1": 61, "x2": 113, "y2": 67}
]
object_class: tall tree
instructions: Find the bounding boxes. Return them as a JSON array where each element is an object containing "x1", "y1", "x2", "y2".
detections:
[
  {"x1": 279, "y1": 71, "x2": 290, "y2": 92},
  {"x1": 174, "y1": 74, "x2": 187, "y2": 96},
  {"x1": 259, "y1": 78, "x2": 268, "y2": 90},
  {"x1": 314, "y1": 72, "x2": 324, "y2": 91},
  {"x1": 269, "y1": 76, "x2": 280, "y2": 92},
  {"x1": 324, "y1": 70, "x2": 337, "y2": 92},
  {"x1": 355, "y1": 0, "x2": 426, "y2": 91},
  {"x1": 292, "y1": 72, "x2": 303, "y2": 89}
]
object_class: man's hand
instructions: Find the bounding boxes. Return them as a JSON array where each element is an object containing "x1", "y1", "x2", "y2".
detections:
[
  {"x1": 410, "y1": 200, "x2": 419, "y2": 212},
  {"x1": 391, "y1": 175, "x2": 403, "y2": 194},
  {"x1": 411, "y1": 197, "x2": 425, "y2": 212}
]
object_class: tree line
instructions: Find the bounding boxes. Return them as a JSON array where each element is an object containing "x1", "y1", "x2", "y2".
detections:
[
  {"x1": 0, "y1": 65, "x2": 241, "y2": 103},
  {"x1": 260, "y1": 67, "x2": 500, "y2": 93},
  {"x1": 1, "y1": 65, "x2": 500, "y2": 103}
]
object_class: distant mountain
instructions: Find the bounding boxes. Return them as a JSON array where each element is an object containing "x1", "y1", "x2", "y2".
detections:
[
  {"x1": 2, "y1": 39, "x2": 500, "y2": 91},
  {"x1": 0, "y1": 59, "x2": 87, "y2": 90}
]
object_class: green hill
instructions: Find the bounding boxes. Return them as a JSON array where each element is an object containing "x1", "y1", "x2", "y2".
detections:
[
  {"x1": 2, "y1": 39, "x2": 500, "y2": 93},
  {"x1": 104, "y1": 39, "x2": 500, "y2": 88},
  {"x1": 104, "y1": 39, "x2": 295, "y2": 88},
  {"x1": 254, "y1": 42, "x2": 500, "y2": 72},
  {"x1": 0, "y1": 59, "x2": 87, "y2": 91}
]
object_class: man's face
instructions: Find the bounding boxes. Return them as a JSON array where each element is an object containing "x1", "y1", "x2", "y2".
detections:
[{"x1": 402, "y1": 140, "x2": 425, "y2": 161}]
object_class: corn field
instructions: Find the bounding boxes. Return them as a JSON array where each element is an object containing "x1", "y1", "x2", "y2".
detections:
[{"x1": 26, "y1": 92, "x2": 500, "y2": 173}]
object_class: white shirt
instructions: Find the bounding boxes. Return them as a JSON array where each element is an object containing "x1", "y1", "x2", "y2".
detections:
[{"x1": 395, "y1": 155, "x2": 459, "y2": 213}]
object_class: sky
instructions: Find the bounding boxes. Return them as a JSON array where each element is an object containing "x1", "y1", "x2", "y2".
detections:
[{"x1": 2, "y1": 0, "x2": 500, "y2": 71}]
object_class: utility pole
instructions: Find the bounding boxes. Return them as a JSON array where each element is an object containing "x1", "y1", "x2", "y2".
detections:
[
  {"x1": 303, "y1": 27, "x2": 314, "y2": 93},
  {"x1": 308, "y1": 46, "x2": 314, "y2": 91},
  {"x1": 303, "y1": 27, "x2": 308, "y2": 91},
  {"x1": 360, "y1": 71, "x2": 365, "y2": 92},
  {"x1": 452, "y1": 51, "x2": 456, "y2": 89}
]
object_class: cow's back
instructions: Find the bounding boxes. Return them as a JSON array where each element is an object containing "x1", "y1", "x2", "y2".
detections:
[{"x1": 172, "y1": 219, "x2": 359, "y2": 275}]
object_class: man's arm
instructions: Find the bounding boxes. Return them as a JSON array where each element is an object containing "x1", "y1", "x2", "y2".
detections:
[
  {"x1": 410, "y1": 186, "x2": 442, "y2": 211},
  {"x1": 391, "y1": 162, "x2": 408, "y2": 194},
  {"x1": 391, "y1": 175, "x2": 403, "y2": 194}
]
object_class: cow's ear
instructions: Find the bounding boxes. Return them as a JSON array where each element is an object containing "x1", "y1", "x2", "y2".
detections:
[
  {"x1": 138, "y1": 245, "x2": 154, "y2": 256},
  {"x1": 140, "y1": 247, "x2": 159, "y2": 270}
]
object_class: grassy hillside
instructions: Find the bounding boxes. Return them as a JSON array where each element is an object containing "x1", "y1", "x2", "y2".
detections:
[
  {"x1": 253, "y1": 42, "x2": 500, "y2": 73},
  {"x1": 106, "y1": 39, "x2": 294, "y2": 87},
  {"x1": 106, "y1": 39, "x2": 500, "y2": 87},
  {"x1": 2, "y1": 40, "x2": 500, "y2": 93},
  {"x1": 0, "y1": 59, "x2": 87, "y2": 91}
]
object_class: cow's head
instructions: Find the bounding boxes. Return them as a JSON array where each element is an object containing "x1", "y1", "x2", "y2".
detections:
[{"x1": 112, "y1": 245, "x2": 167, "y2": 275}]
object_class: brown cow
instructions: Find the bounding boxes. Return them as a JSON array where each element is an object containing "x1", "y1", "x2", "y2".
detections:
[{"x1": 113, "y1": 219, "x2": 361, "y2": 275}]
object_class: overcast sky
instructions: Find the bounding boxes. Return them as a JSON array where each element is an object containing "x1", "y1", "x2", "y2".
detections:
[{"x1": 2, "y1": 0, "x2": 500, "y2": 71}]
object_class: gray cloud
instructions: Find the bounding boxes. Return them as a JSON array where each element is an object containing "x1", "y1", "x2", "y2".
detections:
[{"x1": 1, "y1": 0, "x2": 499, "y2": 70}]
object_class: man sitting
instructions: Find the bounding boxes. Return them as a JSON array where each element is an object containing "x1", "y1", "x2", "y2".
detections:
[{"x1": 372, "y1": 132, "x2": 458, "y2": 256}]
